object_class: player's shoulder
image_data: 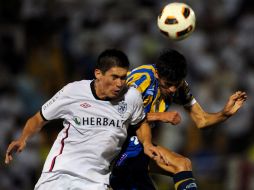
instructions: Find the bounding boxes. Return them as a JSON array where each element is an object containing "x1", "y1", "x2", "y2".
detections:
[
  {"x1": 127, "y1": 86, "x2": 141, "y2": 95},
  {"x1": 127, "y1": 64, "x2": 156, "y2": 84},
  {"x1": 125, "y1": 86, "x2": 142, "y2": 102},
  {"x1": 179, "y1": 80, "x2": 191, "y2": 93},
  {"x1": 63, "y1": 80, "x2": 92, "y2": 94},
  {"x1": 66, "y1": 80, "x2": 91, "y2": 88},
  {"x1": 136, "y1": 64, "x2": 155, "y2": 70},
  {"x1": 173, "y1": 80, "x2": 196, "y2": 106},
  {"x1": 130, "y1": 64, "x2": 156, "y2": 75}
]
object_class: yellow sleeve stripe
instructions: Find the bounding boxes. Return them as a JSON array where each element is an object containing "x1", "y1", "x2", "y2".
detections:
[
  {"x1": 127, "y1": 72, "x2": 152, "y2": 94},
  {"x1": 175, "y1": 178, "x2": 195, "y2": 189}
]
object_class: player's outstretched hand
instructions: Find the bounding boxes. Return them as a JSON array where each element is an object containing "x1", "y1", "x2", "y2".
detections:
[
  {"x1": 5, "y1": 139, "x2": 26, "y2": 164},
  {"x1": 223, "y1": 91, "x2": 247, "y2": 117}
]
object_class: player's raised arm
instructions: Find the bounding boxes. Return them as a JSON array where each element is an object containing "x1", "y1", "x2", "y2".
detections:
[
  {"x1": 5, "y1": 111, "x2": 47, "y2": 164},
  {"x1": 186, "y1": 91, "x2": 247, "y2": 128}
]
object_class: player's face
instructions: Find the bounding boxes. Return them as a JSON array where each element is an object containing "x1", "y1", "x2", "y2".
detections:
[
  {"x1": 158, "y1": 78, "x2": 183, "y2": 97},
  {"x1": 95, "y1": 67, "x2": 128, "y2": 99}
]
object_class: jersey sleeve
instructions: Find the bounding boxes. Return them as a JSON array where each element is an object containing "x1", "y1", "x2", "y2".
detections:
[
  {"x1": 126, "y1": 65, "x2": 157, "y2": 113},
  {"x1": 40, "y1": 84, "x2": 71, "y2": 121},
  {"x1": 129, "y1": 88, "x2": 146, "y2": 126},
  {"x1": 126, "y1": 72, "x2": 151, "y2": 95},
  {"x1": 172, "y1": 81, "x2": 196, "y2": 107}
]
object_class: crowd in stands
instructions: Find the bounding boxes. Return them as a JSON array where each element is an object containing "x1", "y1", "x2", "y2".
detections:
[{"x1": 0, "y1": 0, "x2": 253, "y2": 189}]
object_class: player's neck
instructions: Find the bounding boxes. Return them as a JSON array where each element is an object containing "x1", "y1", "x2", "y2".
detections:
[{"x1": 93, "y1": 79, "x2": 109, "y2": 100}]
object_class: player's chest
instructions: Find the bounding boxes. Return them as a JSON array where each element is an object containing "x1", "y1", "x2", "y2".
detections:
[{"x1": 69, "y1": 99, "x2": 132, "y2": 121}]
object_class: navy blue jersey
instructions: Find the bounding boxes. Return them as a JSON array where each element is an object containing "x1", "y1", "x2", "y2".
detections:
[{"x1": 110, "y1": 64, "x2": 195, "y2": 190}]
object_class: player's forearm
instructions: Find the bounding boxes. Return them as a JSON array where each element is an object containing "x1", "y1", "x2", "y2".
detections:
[
  {"x1": 19, "y1": 112, "x2": 46, "y2": 141},
  {"x1": 136, "y1": 121, "x2": 153, "y2": 146},
  {"x1": 188, "y1": 102, "x2": 229, "y2": 128},
  {"x1": 147, "y1": 111, "x2": 181, "y2": 125},
  {"x1": 191, "y1": 110, "x2": 229, "y2": 129},
  {"x1": 147, "y1": 112, "x2": 161, "y2": 122},
  {"x1": 201, "y1": 111, "x2": 229, "y2": 128}
]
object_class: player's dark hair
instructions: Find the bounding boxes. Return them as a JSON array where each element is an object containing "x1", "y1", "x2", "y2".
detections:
[
  {"x1": 96, "y1": 49, "x2": 130, "y2": 73},
  {"x1": 155, "y1": 49, "x2": 187, "y2": 82}
]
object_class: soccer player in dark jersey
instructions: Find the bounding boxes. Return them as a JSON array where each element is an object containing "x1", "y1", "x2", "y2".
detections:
[{"x1": 110, "y1": 49, "x2": 247, "y2": 190}]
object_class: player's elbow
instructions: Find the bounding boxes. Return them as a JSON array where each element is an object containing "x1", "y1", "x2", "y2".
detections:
[
  {"x1": 195, "y1": 121, "x2": 207, "y2": 129},
  {"x1": 193, "y1": 118, "x2": 207, "y2": 129},
  {"x1": 193, "y1": 112, "x2": 212, "y2": 129}
]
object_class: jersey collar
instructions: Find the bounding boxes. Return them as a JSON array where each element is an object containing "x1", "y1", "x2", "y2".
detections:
[{"x1": 90, "y1": 80, "x2": 111, "y2": 101}]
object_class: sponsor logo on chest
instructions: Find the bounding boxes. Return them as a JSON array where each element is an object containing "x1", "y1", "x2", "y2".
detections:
[
  {"x1": 72, "y1": 116, "x2": 125, "y2": 128},
  {"x1": 72, "y1": 100, "x2": 129, "y2": 128}
]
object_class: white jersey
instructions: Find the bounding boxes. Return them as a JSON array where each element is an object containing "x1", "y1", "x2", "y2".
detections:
[{"x1": 38, "y1": 80, "x2": 145, "y2": 185}]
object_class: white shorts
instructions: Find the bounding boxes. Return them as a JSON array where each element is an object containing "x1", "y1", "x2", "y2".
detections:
[{"x1": 34, "y1": 172, "x2": 111, "y2": 190}]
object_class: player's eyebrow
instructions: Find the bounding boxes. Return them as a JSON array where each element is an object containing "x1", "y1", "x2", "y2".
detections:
[
  {"x1": 112, "y1": 74, "x2": 127, "y2": 80},
  {"x1": 167, "y1": 80, "x2": 183, "y2": 86}
]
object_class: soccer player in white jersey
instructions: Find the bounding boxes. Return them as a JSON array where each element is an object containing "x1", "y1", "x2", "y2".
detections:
[{"x1": 5, "y1": 49, "x2": 164, "y2": 190}]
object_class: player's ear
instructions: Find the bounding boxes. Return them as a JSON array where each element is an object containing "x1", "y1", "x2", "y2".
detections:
[{"x1": 94, "y1": 69, "x2": 103, "y2": 79}]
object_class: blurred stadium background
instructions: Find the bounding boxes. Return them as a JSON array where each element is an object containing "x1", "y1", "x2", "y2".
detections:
[{"x1": 0, "y1": 0, "x2": 253, "y2": 189}]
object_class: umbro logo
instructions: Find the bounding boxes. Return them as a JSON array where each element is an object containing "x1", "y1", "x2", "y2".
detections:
[{"x1": 80, "y1": 102, "x2": 91, "y2": 108}]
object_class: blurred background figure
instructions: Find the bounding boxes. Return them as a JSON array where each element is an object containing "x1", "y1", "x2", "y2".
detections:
[{"x1": 0, "y1": 0, "x2": 253, "y2": 190}]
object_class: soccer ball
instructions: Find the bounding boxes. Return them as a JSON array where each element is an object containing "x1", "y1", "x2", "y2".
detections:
[{"x1": 157, "y1": 2, "x2": 196, "y2": 40}]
